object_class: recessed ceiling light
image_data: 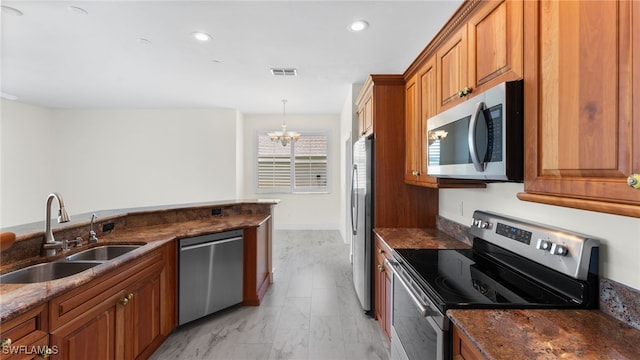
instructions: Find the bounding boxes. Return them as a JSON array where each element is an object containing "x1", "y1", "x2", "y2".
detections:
[
  {"x1": 348, "y1": 20, "x2": 369, "y2": 32},
  {"x1": 68, "y1": 6, "x2": 88, "y2": 15},
  {"x1": 1, "y1": 5, "x2": 24, "y2": 16},
  {"x1": 192, "y1": 32, "x2": 212, "y2": 42}
]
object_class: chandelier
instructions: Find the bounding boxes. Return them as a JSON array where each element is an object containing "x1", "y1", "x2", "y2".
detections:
[{"x1": 268, "y1": 99, "x2": 300, "y2": 146}]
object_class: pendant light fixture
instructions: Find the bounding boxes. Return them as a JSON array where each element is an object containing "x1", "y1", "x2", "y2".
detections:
[{"x1": 268, "y1": 99, "x2": 300, "y2": 146}]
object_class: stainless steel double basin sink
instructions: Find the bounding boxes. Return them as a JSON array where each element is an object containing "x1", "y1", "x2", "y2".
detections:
[{"x1": 0, "y1": 245, "x2": 142, "y2": 284}]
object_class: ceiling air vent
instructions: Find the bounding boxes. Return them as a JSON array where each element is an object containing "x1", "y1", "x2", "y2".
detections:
[{"x1": 270, "y1": 68, "x2": 297, "y2": 76}]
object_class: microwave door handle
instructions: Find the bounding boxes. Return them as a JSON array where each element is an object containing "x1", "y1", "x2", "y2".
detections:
[{"x1": 468, "y1": 101, "x2": 486, "y2": 172}]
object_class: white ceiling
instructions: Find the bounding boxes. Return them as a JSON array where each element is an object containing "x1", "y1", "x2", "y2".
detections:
[{"x1": 1, "y1": 1, "x2": 462, "y2": 114}]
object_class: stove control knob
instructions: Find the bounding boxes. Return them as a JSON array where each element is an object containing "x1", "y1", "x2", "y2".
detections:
[
  {"x1": 480, "y1": 221, "x2": 492, "y2": 229},
  {"x1": 536, "y1": 239, "x2": 552, "y2": 251},
  {"x1": 550, "y1": 243, "x2": 568, "y2": 256}
]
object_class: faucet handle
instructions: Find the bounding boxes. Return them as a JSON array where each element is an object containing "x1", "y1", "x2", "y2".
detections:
[
  {"x1": 89, "y1": 214, "x2": 99, "y2": 243},
  {"x1": 89, "y1": 230, "x2": 99, "y2": 243}
]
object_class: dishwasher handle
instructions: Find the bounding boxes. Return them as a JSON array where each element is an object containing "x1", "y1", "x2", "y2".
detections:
[{"x1": 180, "y1": 236, "x2": 243, "y2": 251}]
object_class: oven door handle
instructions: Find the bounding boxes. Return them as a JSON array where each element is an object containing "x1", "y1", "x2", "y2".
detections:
[{"x1": 385, "y1": 259, "x2": 433, "y2": 317}]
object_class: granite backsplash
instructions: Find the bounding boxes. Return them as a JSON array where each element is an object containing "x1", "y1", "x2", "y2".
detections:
[{"x1": 436, "y1": 215, "x2": 640, "y2": 331}]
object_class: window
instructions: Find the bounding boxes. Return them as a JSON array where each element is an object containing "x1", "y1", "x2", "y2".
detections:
[{"x1": 257, "y1": 132, "x2": 329, "y2": 193}]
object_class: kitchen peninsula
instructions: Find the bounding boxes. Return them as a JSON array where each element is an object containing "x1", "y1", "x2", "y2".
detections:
[{"x1": 0, "y1": 199, "x2": 277, "y2": 359}]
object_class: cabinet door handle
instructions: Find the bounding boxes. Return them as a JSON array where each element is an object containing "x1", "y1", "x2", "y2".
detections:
[
  {"x1": 120, "y1": 293, "x2": 134, "y2": 306},
  {"x1": 378, "y1": 264, "x2": 385, "y2": 272},
  {"x1": 458, "y1": 87, "x2": 473, "y2": 97},
  {"x1": 378, "y1": 248, "x2": 384, "y2": 254},
  {"x1": 627, "y1": 174, "x2": 640, "y2": 189},
  {"x1": 412, "y1": 170, "x2": 420, "y2": 177},
  {"x1": 38, "y1": 346, "x2": 53, "y2": 358}
]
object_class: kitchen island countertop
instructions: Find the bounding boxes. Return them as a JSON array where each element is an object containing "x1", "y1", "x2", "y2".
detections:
[{"x1": 0, "y1": 200, "x2": 277, "y2": 323}]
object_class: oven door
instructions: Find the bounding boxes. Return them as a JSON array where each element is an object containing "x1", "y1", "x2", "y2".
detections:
[{"x1": 387, "y1": 259, "x2": 448, "y2": 360}]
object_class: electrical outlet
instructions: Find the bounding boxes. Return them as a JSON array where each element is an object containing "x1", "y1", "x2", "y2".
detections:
[
  {"x1": 211, "y1": 208, "x2": 222, "y2": 217},
  {"x1": 102, "y1": 222, "x2": 115, "y2": 233}
]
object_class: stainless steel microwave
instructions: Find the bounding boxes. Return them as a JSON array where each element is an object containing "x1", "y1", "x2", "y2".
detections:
[{"x1": 426, "y1": 80, "x2": 523, "y2": 181}]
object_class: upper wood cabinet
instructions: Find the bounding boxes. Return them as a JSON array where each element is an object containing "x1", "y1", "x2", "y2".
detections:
[
  {"x1": 517, "y1": 0, "x2": 640, "y2": 218},
  {"x1": 356, "y1": 75, "x2": 439, "y2": 228},
  {"x1": 436, "y1": 26, "x2": 469, "y2": 113},
  {"x1": 467, "y1": 0, "x2": 523, "y2": 93},
  {"x1": 435, "y1": 0, "x2": 523, "y2": 114},
  {"x1": 406, "y1": 57, "x2": 439, "y2": 186},
  {"x1": 356, "y1": 85, "x2": 374, "y2": 137}
]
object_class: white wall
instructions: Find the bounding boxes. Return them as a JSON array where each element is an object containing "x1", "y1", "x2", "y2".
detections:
[
  {"x1": 1, "y1": 100, "x2": 56, "y2": 226},
  {"x1": 234, "y1": 109, "x2": 245, "y2": 199},
  {"x1": 242, "y1": 113, "x2": 342, "y2": 230},
  {"x1": 1, "y1": 101, "x2": 239, "y2": 226},
  {"x1": 440, "y1": 183, "x2": 640, "y2": 291}
]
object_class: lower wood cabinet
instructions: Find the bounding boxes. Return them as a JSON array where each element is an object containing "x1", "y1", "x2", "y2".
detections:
[
  {"x1": 0, "y1": 304, "x2": 49, "y2": 360},
  {"x1": 49, "y1": 243, "x2": 175, "y2": 360},
  {"x1": 243, "y1": 216, "x2": 272, "y2": 306},
  {"x1": 452, "y1": 325, "x2": 485, "y2": 360},
  {"x1": 374, "y1": 235, "x2": 392, "y2": 339}
]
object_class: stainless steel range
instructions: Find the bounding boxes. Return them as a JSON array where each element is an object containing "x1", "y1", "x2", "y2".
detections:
[{"x1": 387, "y1": 210, "x2": 600, "y2": 360}]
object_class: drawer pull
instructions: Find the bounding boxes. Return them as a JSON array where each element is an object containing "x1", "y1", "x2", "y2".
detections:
[
  {"x1": 120, "y1": 293, "x2": 134, "y2": 306},
  {"x1": 378, "y1": 249, "x2": 384, "y2": 254},
  {"x1": 378, "y1": 264, "x2": 385, "y2": 272},
  {"x1": 1, "y1": 338, "x2": 11, "y2": 348}
]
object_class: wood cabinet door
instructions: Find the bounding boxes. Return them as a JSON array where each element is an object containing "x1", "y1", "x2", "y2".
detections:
[
  {"x1": 468, "y1": 0, "x2": 523, "y2": 92},
  {"x1": 50, "y1": 294, "x2": 119, "y2": 360},
  {"x1": 123, "y1": 266, "x2": 163, "y2": 360},
  {"x1": 382, "y1": 257, "x2": 392, "y2": 339},
  {"x1": 405, "y1": 73, "x2": 420, "y2": 183},
  {"x1": 363, "y1": 96, "x2": 373, "y2": 136},
  {"x1": 519, "y1": 0, "x2": 640, "y2": 217},
  {"x1": 437, "y1": 25, "x2": 468, "y2": 112},
  {"x1": 418, "y1": 57, "x2": 439, "y2": 186}
]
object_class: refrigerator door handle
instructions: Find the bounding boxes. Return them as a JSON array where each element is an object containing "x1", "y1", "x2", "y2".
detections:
[{"x1": 351, "y1": 164, "x2": 358, "y2": 235}]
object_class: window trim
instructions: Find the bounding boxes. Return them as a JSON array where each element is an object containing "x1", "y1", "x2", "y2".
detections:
[{"x1": 255, "y1": 130, "x2": 331, "y2": 194}]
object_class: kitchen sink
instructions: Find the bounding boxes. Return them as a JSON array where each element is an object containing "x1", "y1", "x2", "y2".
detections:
[
  {"x1": 65, "y1": 245, "x2": 141, "y2": 262},
  {"x1": 0, "y1": 261, "x2": 99, "y2": 284}
]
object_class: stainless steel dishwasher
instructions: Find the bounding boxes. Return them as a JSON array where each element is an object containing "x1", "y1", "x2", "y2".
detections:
[{"x1": 179, "y1": 229, "x2": 243, "y2": 325}]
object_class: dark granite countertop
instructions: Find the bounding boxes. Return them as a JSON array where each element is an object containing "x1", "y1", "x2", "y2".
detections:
[
  {"x1": 374, "y1": 227, "x2": 471, "y2": 249},
  {"x1": 448, "y1": 308, "x2": 640, "y2": 359},
  {"x1": 0, "y1": 200, "x2": 277, "y2": 323}
]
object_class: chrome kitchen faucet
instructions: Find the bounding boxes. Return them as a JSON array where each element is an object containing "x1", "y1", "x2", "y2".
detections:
[{"x1": 41, "y1": 192, "x2": 70, "y2": 256}]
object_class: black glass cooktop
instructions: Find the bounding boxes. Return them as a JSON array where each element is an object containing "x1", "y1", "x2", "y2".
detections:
[{"x1": 393, "y1": 244, "x2": 591, "y2": 311}]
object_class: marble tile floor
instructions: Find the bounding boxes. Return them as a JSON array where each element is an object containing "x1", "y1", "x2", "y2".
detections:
[{"x1": 150, "y1": 230, "x2": 390, "y2": 360}]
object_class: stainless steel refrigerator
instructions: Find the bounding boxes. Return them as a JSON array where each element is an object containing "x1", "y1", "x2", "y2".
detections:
[{"x1": 350, "y1": 134, "x2": 373, "y2": 313}]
